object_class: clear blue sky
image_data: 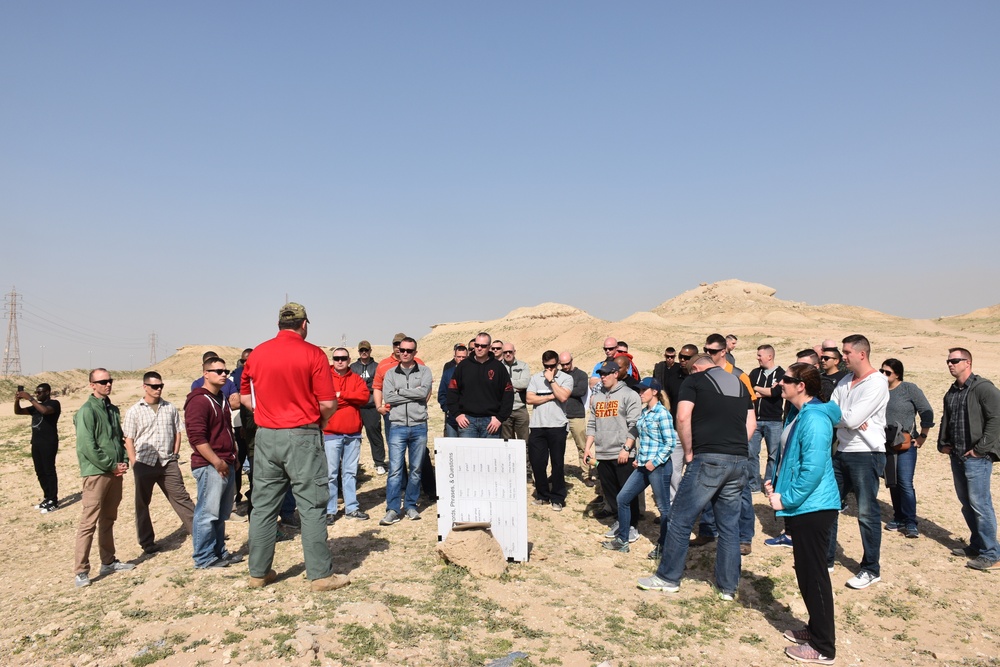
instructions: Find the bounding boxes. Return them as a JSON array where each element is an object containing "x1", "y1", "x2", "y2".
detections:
[{"x1": 2, "y1": 2, "x2": 998, "y2": 374}]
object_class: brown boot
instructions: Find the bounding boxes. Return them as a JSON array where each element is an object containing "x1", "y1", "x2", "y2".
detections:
[
  {"x1": 310, "y1": 573, "x2": 351, "y2": 591},
  {"x1": 248, "y1": 569, "x2": 277, "y2": 588}
]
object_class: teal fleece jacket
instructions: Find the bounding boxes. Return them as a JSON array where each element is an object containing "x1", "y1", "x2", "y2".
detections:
[
  {"x1": 774, "y1": 398, "x2": 842, "y2": 517},
  {"x1": 74, "y1": 395, "x2": 126, "y2": 477}
]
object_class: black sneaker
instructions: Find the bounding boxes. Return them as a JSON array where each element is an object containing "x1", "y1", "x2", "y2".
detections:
[
  {"x1": 203, "y1": 557, "x2": 230, "y2": 569},
  {"x1": 326, "y1": 513, "x2": 337, "y2": 526},
  {"x1": 39, "y1": 499, "x2": 59, "y2": 513},
  {"x1": 345, "y1": 510, "x2": 369, "y2": 520},
  {"x1": 951, "y1": 545, "x2": 979, "y2": 558}
]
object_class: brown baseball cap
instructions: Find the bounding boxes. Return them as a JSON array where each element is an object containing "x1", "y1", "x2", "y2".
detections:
[
  {"x1": 392, "y1": 332, "x2": 407, "y2": 344},
  {"x1": 358, "y1": 340, "x2": 372, "y2": 351},
  {"x1": 278, "y1": 302, "x2": 309, "y2": 324}
]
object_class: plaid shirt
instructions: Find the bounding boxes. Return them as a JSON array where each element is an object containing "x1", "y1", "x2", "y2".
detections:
[
  {"x1": 636, "y1": 402, "x2": 678, "y2": 467},
  {"x1": 122, "y1": 399, "x2": 181, "y2": 466},
  {"x1": 944, "y1": 375, "x2": 975, "y2": 452}
]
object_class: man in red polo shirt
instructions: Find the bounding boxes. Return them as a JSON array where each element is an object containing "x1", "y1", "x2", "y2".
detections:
[{"x1": 240, "y1": 303, "x2": 349, "y2": 592}]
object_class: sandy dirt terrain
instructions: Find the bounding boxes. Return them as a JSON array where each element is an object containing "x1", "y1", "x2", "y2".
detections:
[{"x1": 0, "y1": 281, "x2": 998, "y2": 667}]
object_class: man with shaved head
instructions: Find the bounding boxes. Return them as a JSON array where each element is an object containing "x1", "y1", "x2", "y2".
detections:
[{"x1": 591, "y1": 337, "x2": 619, "y2": 389}]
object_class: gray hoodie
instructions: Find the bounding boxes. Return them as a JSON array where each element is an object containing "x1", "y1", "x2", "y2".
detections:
[
  {"x1": 382, "y1": 363, "x2": 433, "y2": 426},
  {"x1": 586, "y1": 381, "x2": 642, "y2": 460}
]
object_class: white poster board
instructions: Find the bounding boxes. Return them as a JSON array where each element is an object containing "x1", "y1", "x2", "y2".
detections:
[{"x1": 435, "y1": 437, "x2": 529, "y2": 562}]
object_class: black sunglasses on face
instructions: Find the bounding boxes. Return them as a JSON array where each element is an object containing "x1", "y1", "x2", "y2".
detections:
[
  {"x1": 205, "y1": 369, "x2": 229, "y2": 376},
  {"x1": 704, "y1": 347, "x2": 725, "y2": 355},
  {"x1": 473, "y1": 343, "x2": 489, "y2": 348},
  {"x1": 946, "y1": 358, "x2": 969, "y2": 365},
  {"x1": 332, "y1": 356, "x2": 350, "y2": 362},
  {"x1": 92, "y1": 379, "x2": 114, "y2": 385},
  {"x1": 543, "y1": 363, "x2": 558, "y2": 370},
  {"x1": 820, "y1": 355, "x2": 838, "y2": 362},
  {"x1": 879, "y1": 369, "x2": 892, "y2": 375},
  {"x1": 781, "y1": 376, "x2": 803, "y2": 384},
  {"x1": 145, "y1": 383, "x2": 164, "y2": 390},
  {"x1": 678, "y1": 354, "x2": 692, "y2": 361},
  {"x1": 398, "y1": 348, "x2": 416, "y2": 354}
]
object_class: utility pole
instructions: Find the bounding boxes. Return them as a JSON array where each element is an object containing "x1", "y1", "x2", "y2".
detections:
[
  {"x1": 149, "y1": 332, "x2": 158, "y2": 365},
  {"x1": 2, "y1": 287, "x2": 21, "y2": 377}
]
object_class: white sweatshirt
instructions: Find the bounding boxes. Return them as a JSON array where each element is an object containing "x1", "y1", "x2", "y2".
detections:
[{"x1": 830, "y1": 371, "x2": 890, "y2": 453}]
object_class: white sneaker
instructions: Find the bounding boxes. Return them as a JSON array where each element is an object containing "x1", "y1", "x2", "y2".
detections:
[
  {"x1": 628, "y1": 526, "x2": 640, "y2": 543},
  {"x1": 603, "y1": 521, "x2": 620, "y2": 538},
  {"x1": 375, "y1": 466, "x2": 387, "y2": 476},
  {"x1": 846, "y1": 570, "x2": 880, "y2": 589}
]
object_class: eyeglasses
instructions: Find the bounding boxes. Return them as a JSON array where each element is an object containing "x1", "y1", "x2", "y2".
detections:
[
  {"x1": 92, "y1": 379, "x2": 114, "y2": 386},
  {"x1": 603, "y1": 346, "x2": 616, "y2": 351},
  {"x1": 946, "y1": 358, "x2": 969, "y2": 365},
  {"x1": 543, "y1": 363, "x2": 558, "y2": 370},
  {"x1": 781, "y1": 376, "x2": 803, "y2": 384},
  {"x1": 205, "y1": 369, "x2": 230, "y2": 376},
  {"x1": 879, "y1": 369, "x2": 892, "y2": 376},
  {"x1": 398, "y1": 348, "x2": 416, "y2": 354},
  {"x1": 678, "y1": 354, "x2": 692, "y2": 361},
  {"x1": 473, "y1": 343, "x2": 490, "y2": 348},
  {"x1": 332, "y1": 356, "x2": 350, "y2": 362},
  {"x1": 144, "y1": 383, "x2": 164, "y2": 390},
  {"x1": 704, "y1": 347, "x2": 725, "y2": 355},
  {"x1": 820, "y1": 356, "x2": 838, "y2": 362}
]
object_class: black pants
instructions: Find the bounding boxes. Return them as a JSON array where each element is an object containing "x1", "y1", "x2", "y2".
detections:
[
  {"x1": 528, "y1": 427, "x2": 568, "y2": 504},
  {"x1": 786, "y1": 510, "x2": 837, "y2": 658},
  {"x1": 31, "y1": 440, "x2": 59, "y2": 502},
  {"x1": 597, "y1": 459, "x2": 639, "y2": 526},
  {"x1": 360, "y1": 407, "x2": 386, "y2": 468}
]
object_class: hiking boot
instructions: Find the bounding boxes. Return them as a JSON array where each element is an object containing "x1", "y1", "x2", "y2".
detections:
[
  {"x1": 765, "y1": 533, "x2": 793, "y2": 548},
  {"x1": 740, "y1": 543, "x2": 752, "y2": 556},
  {"x1": 846, "y1": 570, "x2": 880, "y2": 589},
  {"x1": 99, "y1": 560, "x2": 135, "y2": 576},
  {"x1": 601, "y1": 537, "x2": 630, "y2": 553},
  {"x1": 636, "y1": 574, "x2": 679, "y2": 592},
  {"x1": 966, "y1": 556, "x2": 1000, "y2": 571},
  {"x1": 345, "y1": 510, "x2": 370, "y2": 520},
  {"x1": 689, "y1": 535, "x2": 715, "y2": 547},
  {"x1": 783, "y1": 628, "x2": 811, "y2": 644},
  {"x1": 74, "y1": 573, "x2": 91, "y2": 588},
  {"x1": 379, "y1": 510, "x2": 401, "y2": 526},
  {"x1": 248, "y1": 569, "x2": 277, "y2": 588},
  {"x1": 784, "y1": 643, "x2": 835, "y2": 664},
  {"x1": 311, "y1": 573, "x2": 351, "y2": 591},
  {"x1": 404, "y1": 507, "x2": 421, "y2": 521}
]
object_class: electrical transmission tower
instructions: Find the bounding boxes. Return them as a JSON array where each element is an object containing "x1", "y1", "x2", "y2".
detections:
[
  {"x1": 149, "y1": 332, "x2": 158, "y2": 365},
  {"x1": 3, "y1": 287, "x2": 22, "y2": 377}
]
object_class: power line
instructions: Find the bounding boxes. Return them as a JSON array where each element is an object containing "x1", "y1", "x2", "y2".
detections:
[
  {"x1": 3, "y1": 287, "x2": 22, "y2": 377},
  {"x1": 149, "y1": 332, "x2": 158, "y2": 365}
]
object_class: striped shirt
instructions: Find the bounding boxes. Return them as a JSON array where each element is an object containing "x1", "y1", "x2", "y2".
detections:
[
  {"x1": 122, "y1": 399, "x2": 181, "y2": 466},
  {"x1": 636, "y1": 402, "x2": 678, "y2": 467}
]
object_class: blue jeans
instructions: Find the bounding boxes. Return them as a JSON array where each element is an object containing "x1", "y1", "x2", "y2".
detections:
[
  {"x1": 656, "y1": 453, "x2": 746, "y2": 595},
  {"x1": 826, "y1": 451, "x2": 885, "y2": 575},
  {"x1": 749, "y1": 420, "x2": 783, "y2": 491},
  {"x1": 192, "y1": 464, "x2": 235, "y2": 568},
  {"x1": 950, "y1": 453, "x2": 999, "y2": 560},
  {"x1": 386, "y1": 423, "x2": 428, "y2": 513},
  {"x1": 459, "y1": 415, "x2": 500, "y2": 438},
  {"x1": 698, "y1": 462, "x2": 756, "y2": 545},
  {"x1": 888, "y1": 446, "x2": 918, "y2": 529},
  {"x1": 324, "y1": 433, "x2": 362, "y2": 514},
  {"x1": 616, "y1": 460, "x2": 672, "y2": 546},
  {"x1": 444, "y1": 421, "x2": 460, "y2": 438}
]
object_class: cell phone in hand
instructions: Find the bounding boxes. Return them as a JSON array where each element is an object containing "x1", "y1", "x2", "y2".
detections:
[{"x1": 17, "y1": 385, "x2": 24, "y2": 392}]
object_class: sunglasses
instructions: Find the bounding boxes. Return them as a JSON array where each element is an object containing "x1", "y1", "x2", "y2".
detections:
[
  {"x1": 332, "y1": 356, "x2": 350, "y2": 362},
  {"x1": 398, "y1": 348, "x2": 416, "y2": 354},
  {"x1": 358, "y1": 348, "x2": 371, "y2": 353},
  {"x1": 603, "y1": 346, "x2": 616, "y2": 351},
  {"x1": 820, "y1": 356, "x2": 838, "y2": 362},
  {"x1": 665, "y1": 354, "x2": 675, "y2": 358},
  {"x1": 946, "y1": 358, "x2": 969, "y2": 365},
  {"x1": 560, "y1": 362, "x2": 572, "y2": 367},
  {"x1": 543, "y1": 363, "x2": 558, "y2": 370},
  {"x1": 678, "y1": 354, "x2": 692, "y2": 361},
  {"x1": 704, "y1": 347, "x2": 725, "y2": 355},
  {"x1": 879, "y1": 369, "x2": 892, "y2": 376},
  {"x1": 205, "y1": 369, "x2": 230, "y2": 376},
  {"x1": 92, "y1": 379, "x2": 114, "y2": 386},
  {"x1": 490, "y1": 346, "x2": 502, "y2": 351},
  {"x1": 473, "y1": 343, "x2": 490, "y2": 348},
  {"x1": 503, "y1": 350, "x2": 515, "y2": 354},
  {"x1": 781, "y1": 376, "x2": 803, "y2": 384},
  {"x1": 144, "y1": 383, "x2": 164, "y2": 390}
]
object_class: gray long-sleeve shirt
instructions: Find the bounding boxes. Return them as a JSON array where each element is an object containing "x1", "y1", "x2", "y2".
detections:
[
  {"x1": 886, "y1": 381, "x2": 934, "y2": 435},
  {"x1": 382, "y1": 363, "x2": 432, "y2": 426}
]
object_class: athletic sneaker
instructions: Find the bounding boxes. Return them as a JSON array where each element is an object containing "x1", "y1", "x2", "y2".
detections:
[
  {"x1": 885, "y1": 520, "x2": 900, "y2": 531},
  {"x1": 39, "y1": 499, "x2": 59, "y2": 514},
  {"x1": 375, "y1": 465, "x2": 387, "y2": 476},
  {"x1": 765, "y1": 533, "x2": 793, "y2": 548},
  {"x1": 345, "y1": 510, "x2": 369, "y2": 520},
  {"x1": 846, "y1": 570, "x2": 880, "y2": 589},
  {"x1": 531, "y1": 498, "x2": 549, "y2": 506},
  {"x1": 379, "y1": 510, "x2": 401, "y2": 526},
  {"x1": 647, "y1": 546, "x2": 661, "y2": 561},
  {"x1": 603, "y1": 521, "x2": 620, "y2": 539},
  {"x1": 550, "y1": 502, "x2": 564, "y2": 512},
  {"x1": 718, "y1": 592, "x2": 734, "y2": 602},
  {"x1": 601, "y1": 537, "x2": 629, "y2": 553},
  {"x1": 784, "y1": 643, "x2": 834, "y2": 664},
  {"x1": 404, "y1": 507, "x2": 421, "y2": 521},
  {"x1": 636, "y1": 574, "x2": 679, "y2": 593},
  {"x1": 783, "y1": 628, "x2": 811, "y2": 644},
  {"x1": 628, "y1": 526, "x2": 640, "y2": 543},
  {"x1": 951, "y1": 545, "x2": 978, "y2": 558},
  {"x1": 99, "y1": 560, "x2": 135, "y2": 576},
  {"x1": 903, "y1": 526, "x2": 919, "y2": 539},
  {"x1": 74, "y1": 573, "x2": 91, "y2": 588},
  {"x1": 966, "y1": 556, "x2": 1000, "y2": 571}
]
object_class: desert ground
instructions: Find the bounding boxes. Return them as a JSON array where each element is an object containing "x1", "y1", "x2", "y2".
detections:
[{"x1": 1, "y1": 280, "x2": 999, "y2": 667}]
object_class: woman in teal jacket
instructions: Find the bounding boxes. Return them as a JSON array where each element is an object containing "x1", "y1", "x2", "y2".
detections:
[{"x1": 766, "y1": 363, "x2": 841, "y2": 665}]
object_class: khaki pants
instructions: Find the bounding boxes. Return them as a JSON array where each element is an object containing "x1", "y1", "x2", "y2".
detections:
[
  {"x1": 501, "y1": 407, "x2": 530, "y2": 441},
  {"x1": 133, "y1": 460, "x2": 195, "y2": 550},
  {"x1": 74, "y1": 473, "x2": 123, "y2": 574},
  {"x1": 567, "y1": 418, "x2": 593, "y2": 479}
]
